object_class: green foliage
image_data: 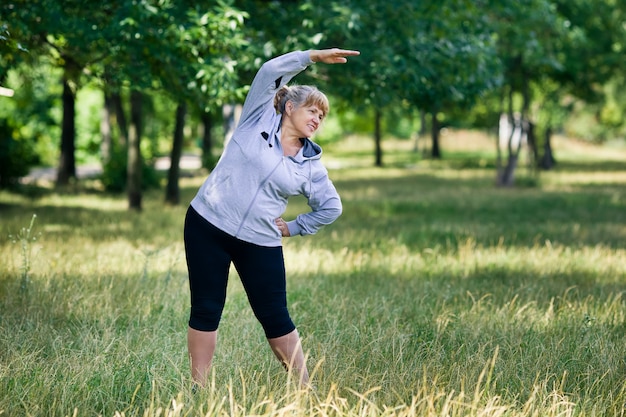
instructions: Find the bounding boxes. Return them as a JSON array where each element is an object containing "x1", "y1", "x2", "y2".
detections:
[
  {"x1": 336, "y1": 107, "x2": 375, "y2": 135},
  {"x1": 101, "y1": 149, "x2": 128, "y2": 192},
  {"x1": 2, "y1": 0, "x2": 250, "y2": 195},
  {"x1": 74, "y1": 86, "x2": 104, "y2": 163},
  {"x1": 317, "y1": 105, "x2": 417, "y2": 144},
  {"x1": 100, "y1": 0, "x2": 248, "y2": 110},
  {"x1": 200, "y1": 152, "x2": 220, "y2": 172},
  {"x1": 1, "y1": 61, "x2": 61, "y2": 166},
  {"x1": 551, "y1": 0, "x2": 626, "y2": 102},
  {"x1": 2, "y1": 0, "x2": 626, "y2": 190},
  {"x1": 101, "y1": 149, "x2": 160, "y2": 192},
  {"x1": 564, "y1": 106, "x2": 621, "y2": 144},
  {"x1": 0, "y1": 118, "x2": 37, "y2": 188},
  {"x1": 557, "y1": 75, "x2": 626, "y2": 143}
]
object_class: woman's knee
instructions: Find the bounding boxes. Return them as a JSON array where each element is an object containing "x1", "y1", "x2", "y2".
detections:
[
  {"x1": 255, "y1": 307, "x2": 296, "y2": 339},
  {"x1": 189, "y1": 298, "x2": 224, "y2": 331}
]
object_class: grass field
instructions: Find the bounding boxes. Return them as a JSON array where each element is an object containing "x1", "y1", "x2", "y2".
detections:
[{"x1": 1, "y1": 131, "x2": 625, "y2": 416}]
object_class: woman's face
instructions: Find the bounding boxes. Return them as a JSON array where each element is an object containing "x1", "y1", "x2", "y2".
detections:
[{"x1": 287, "y1": 102, "x2": 325, "y2": 137}]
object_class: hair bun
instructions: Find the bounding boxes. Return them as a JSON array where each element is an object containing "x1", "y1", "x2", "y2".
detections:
[{"x1": 274, "y1": 85, "x2": 290, "y2": 113}]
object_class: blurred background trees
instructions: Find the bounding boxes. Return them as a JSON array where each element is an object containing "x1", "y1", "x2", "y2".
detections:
[{"x1": 1, "y1": 0, "x2": 625, "y2": 203}]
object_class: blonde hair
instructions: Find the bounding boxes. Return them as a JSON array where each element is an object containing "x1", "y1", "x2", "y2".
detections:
[{"x1": 273, "y1": 85, "x2": 329, "y2": 117}]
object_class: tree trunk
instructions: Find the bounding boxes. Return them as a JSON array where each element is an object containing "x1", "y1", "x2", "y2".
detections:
[
  {"x1": 496, "y1": 89, "x2": 521, "y2": 187},
  {"x1": 497, "y1": 114, "x2": 521, "y2": 187},
  {"x1": 525, "y1": 119, "x2": 538, "y2": 168},
  {"x1": 540, "y1": 125, "x2": 557, "y2": 170},
  {"x1": 100, "y1": 92, "x2": 113, "y2": 164},
  {"x1": 222, "y1": 104, "x2": 239, "y2": 147},
  {"x1": 165, "y1": 102, "x2": 186, "y2": 205},
  {"x1": 374, "y1": 109, "x2": 383, "y2": 167},
  {"x1": 127, "y1": 90, "x2": 143, "y2": 211},
  {"x1": 498, "y1": 118, "x2": 525, "y2": 186},
  {"x1": 499, "y1": 154, "x2": 519, "y2": 186},
  {"x1": 521, "y1": 72, "x2": 538, "y2": 166},
  {"x1": 419, "y1": 109, "x2": 427, "y2": 137},
  {"x1": 201, "y1": 111, "x2": 213, "y2": 170},
  {"x1": 56, "y1": 77, "x2": 76, "y2": 186},
  {"x1": 495, "y1": 114, "x2": 503, "y2": 181},
  {"x1": 431, "y1": 112, "x2": 441, "y2": 159},
  {"x1": 112, "y1": 92, "x2": 128, "y2": 148},
  {"x1": 414, "y1": 109, "x2": 427, "y2": 152},
  {"x1": 525, "y1": 120, "x2": 537, "y2": 165}
]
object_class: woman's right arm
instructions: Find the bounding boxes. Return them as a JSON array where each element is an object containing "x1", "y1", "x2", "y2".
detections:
[
  {"x1": 237, "y1": 51, "x2": 313, "y2": 128},
  {"x1": 237, "y1": 49, "x2": 360, "y2": 129}
]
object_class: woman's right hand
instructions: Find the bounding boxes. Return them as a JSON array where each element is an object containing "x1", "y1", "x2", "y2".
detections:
[
  {"x1": 275, "y1": 217, "x2": 291, "y2": 237},
  {"x1": 310, "y1": 48, "x2": 360, "y2": 64}
]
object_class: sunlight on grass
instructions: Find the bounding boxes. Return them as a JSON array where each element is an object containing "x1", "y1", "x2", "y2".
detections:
[{"x1": 1, "y1": 131, "x2": 625, "y2": 416}]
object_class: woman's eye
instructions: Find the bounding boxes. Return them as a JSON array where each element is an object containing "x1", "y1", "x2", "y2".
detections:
[{"x1": 310, "y1": 109, "x2": 323, "y2": 118}]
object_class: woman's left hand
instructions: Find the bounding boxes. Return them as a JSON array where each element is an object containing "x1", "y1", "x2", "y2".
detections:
[{"x1": 275, "y1": 218, "x2": 291, "y2": 237}]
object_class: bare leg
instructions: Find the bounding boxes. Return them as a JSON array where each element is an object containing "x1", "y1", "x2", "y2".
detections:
[
  {"x1": 187, "y1": 327, "x2": 217, "y2": 386},
  {"x1": 267, "y1": 329, "x2": 310, "y2": 387}
]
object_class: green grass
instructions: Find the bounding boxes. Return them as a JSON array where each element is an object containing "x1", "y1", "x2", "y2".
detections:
[{"x1": 1, "y1": 131, "x2": 625, "y2": 416}]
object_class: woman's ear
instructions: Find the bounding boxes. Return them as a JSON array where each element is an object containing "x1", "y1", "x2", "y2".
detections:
[{"x1": 285, "y1": 100, "x2": 293, "y2": 116}]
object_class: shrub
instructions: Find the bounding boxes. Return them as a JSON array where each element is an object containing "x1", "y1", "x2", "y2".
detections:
[
  {"x1": 101, "y1": 148, "x2": 161, "y2": 192},
  {"x1": 0, "y1": 118, "x2": 37, "y2": 189}
]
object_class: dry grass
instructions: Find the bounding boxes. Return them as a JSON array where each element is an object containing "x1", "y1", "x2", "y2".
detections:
[{"x1": 1, "y1": 131, "x2": 625, "y2": 416}]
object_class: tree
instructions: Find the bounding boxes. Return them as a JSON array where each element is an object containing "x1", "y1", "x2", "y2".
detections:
[
  {"x1": 481, "y1": 0, "x2": 564, "y2": 185},
  {"x1": 165, "y1": 102, "x2": 186, "y2": 205},
  {"x1": 325, "y1": 0, "x2": 411, "y2": 166},
  {"x1": 232, "y1": 0, "x2": 502, "y2": 168},
  {"x1": 98, "y1": 0, "x2": 247, "y2": 209},
  {"x1": 545, "y1": 0, "x2": 626, "y2": 147},
  {"x1": 58, "y1": 74, "x2": 77, "y2": 186},
  {"x1": 402, "y1": 0, "x2": 502, "y2": 159},
  {"x1": 238, "y1": 0, "x2": 421, "y2": 166},
  {"x1": 160, "y1": 2, "x2": 248, "y2": 205},
  {"x1": 127, "y1": 90, "x2": 143, "y2": 209},
  {"x1": 485, "y1": 0, "x2": 626, "y2": 184},
  {"x1": 0, "y1": 21, "x2": 35, "y2": 187},
  {"x1": 2, "y1": 0, "x2": 122, "y2": 186}
]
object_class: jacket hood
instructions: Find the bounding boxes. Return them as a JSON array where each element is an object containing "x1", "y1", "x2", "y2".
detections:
[{"x1": 301, "y1": 138, "x2": 322, "y2": 160}]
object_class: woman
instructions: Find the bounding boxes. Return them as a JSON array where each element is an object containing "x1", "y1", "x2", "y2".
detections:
[{"x1": 184, "y1": 48, "x2": 360, "y2": 388}]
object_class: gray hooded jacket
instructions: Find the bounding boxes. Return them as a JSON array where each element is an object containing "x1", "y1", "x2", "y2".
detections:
[{"x1": 190, "y1": 50, "x2": 342, "y2": 247}]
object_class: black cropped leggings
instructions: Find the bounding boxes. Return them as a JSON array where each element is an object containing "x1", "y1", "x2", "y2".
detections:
[{"x1": 184, "y1": 206, "x2": 296, "y2": 339}]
